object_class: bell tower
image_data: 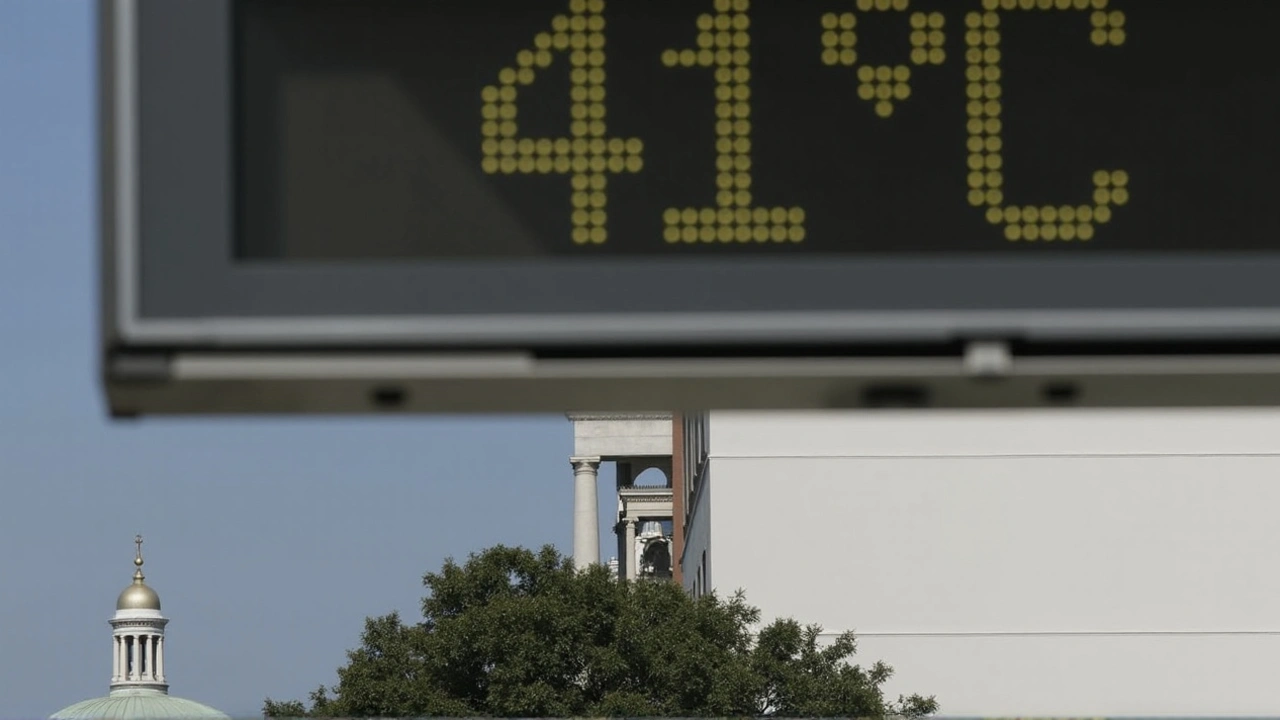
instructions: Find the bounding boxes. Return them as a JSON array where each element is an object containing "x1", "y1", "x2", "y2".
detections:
[{"x1": 566, "y1": 413, "x2": 677, "y2": 581}]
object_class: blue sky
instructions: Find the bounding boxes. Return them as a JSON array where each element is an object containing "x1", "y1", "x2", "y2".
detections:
[{"x1": 0, "y1": 3, "x2": 620, "y2": 717}]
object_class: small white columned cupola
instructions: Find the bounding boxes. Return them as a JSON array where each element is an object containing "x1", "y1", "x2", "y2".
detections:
[
  {"x1": 51, "y1": 536, "x2": 228, "y2": 720},
  {"x1": 109, "y1": 535, "x2": 169, "y2": 695}
]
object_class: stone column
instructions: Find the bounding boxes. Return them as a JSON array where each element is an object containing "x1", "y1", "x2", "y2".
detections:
[
  {"x1": 141, "y1": 634, "x2": 150, "y2": 679},
  {"x1": 570, "y1": 457, "x2": 601, "y2": 569},
  {"x1": 156, "y1": 636, "x2": 164, "y2": 682},
  {"x1": 623, "y1": 519, "x2": 637, "y2": 581},
  {"x1": 112, "y1": 636, "x2": 119, "y2": 681}
]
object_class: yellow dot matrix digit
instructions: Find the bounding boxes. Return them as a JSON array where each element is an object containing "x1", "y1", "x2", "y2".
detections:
[
  {"x1": 480, "y1": 0, "x2": 643, "y2": 245},
  {"x1": 663, "y1": 0, "x2": 805, "y2": 245}
]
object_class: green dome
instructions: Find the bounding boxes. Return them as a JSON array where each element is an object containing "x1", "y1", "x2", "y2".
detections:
[{"x1": 51, "y1": 690, "x2": 230, "y2": 720}]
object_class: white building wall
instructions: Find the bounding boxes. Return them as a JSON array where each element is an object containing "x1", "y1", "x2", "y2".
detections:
[
  {"x1": 698, "y1": 409, "x2": 1280, "y2": 717},
  {"x1": 682, "y1": 464, "x2": 713, "y2": 598}
]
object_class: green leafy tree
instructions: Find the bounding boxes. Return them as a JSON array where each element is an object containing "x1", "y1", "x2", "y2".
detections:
[{"x1": 263, "y1": 545, "x2": 937, "y2": 718}]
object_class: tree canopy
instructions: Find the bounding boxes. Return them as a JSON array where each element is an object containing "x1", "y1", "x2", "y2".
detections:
[{"x1": 264, "y1": 545, "x2": 937, "y2": 718}]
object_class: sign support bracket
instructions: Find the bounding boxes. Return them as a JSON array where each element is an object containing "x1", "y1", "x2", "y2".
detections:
[{"x1": 963, "y1": 340, "x2": 1014, "y2": 379}]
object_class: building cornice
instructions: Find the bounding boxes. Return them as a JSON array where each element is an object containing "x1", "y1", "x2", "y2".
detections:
[
  {"x1": 110, "y1": 618, "x2": 169, "y2": 629},
  {"x1": 566, "y1": 412, "x2": 673, "y2": 422},
  {"x1": 619, "y1": 487, "x2": 674, "y2": 506}
]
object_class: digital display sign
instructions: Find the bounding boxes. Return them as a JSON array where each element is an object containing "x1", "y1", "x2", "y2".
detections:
[
  {"x1": 102, "y1": 0, "x2": 1280, "y2": 415},
  {"x1": 237, "y1": 0, "x2": 1280, "y2": 259}
]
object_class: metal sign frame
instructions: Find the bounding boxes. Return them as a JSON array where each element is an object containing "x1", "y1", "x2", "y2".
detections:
[{"x1": 101, "y1": 0, "x2": 1280, "y2": 416}]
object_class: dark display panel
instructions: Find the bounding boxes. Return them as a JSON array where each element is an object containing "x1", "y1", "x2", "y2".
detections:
[{"x1": 236, "y1": 0, "x2": 1280, "y2": 259}]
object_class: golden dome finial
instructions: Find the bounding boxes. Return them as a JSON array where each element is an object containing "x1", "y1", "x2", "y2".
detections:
[
  {"x1": 133, "y1": 534, "x2": 145, "y2": 581},
  {"x1": 116, "y1": 534, "x2": 161, "y2": 611}
]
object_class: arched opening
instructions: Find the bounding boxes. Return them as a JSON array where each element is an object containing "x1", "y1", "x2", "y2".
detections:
[
  {"x1": 632, "y1": 466, "x2": 668, "y2": 487},
  {"x1": 639, "y1": 538, "x2": 673, "y2": 580}
]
